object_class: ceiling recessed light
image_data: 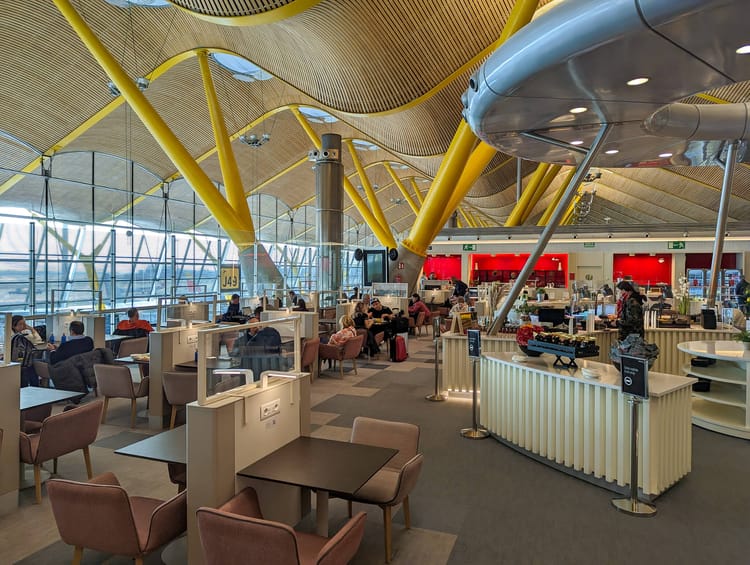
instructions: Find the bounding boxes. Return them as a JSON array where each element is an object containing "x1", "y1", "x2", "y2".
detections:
[
  {"x1": 659, "y1": 152, "x2": 673, "y2": 158},
  {"x1": 605, "y1": 149, "x2": 619, "y2": 155},
  {"x1": 627, "y1": 77, "x2": 649, "y2": 86},
  {"x1": 736, "y1": 45, "x2": 750, "y2": 54},
  {"x1": 569, "y1": 107, "x2": 587, "y2": 114},
  {"x1": 570, "y1": 140, "x2": 584, "y2": 146}
]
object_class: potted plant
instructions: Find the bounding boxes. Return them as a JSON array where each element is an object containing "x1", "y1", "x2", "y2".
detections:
[{"x1": 732, "y1": 329, "x2": 750, "y2": 349}]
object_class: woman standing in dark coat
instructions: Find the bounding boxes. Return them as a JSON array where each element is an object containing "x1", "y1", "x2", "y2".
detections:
[{"x1": 615, "y1": 281, "x2": 646, "y2": 341}]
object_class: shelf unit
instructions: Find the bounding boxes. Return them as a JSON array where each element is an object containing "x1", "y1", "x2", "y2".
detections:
[{"x1": 677, "y1": 341, "x2": 750, "y2": 439}]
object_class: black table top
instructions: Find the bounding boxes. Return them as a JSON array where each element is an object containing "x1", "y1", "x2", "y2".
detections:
[
  {"x1": 114, "y1": 426, "x2": 186, "y2": 465},
  {"x1": 237, "y1": 436, "x2": 397, "y2": 495},
  {"x1": 174, "y1": 357, "x2": 233, "y2": 370},
  {"x1": 20, "y1": 387, "x2": 85, "y2": 411}
]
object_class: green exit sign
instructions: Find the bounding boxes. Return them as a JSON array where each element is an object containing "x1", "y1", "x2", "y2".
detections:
[
  {"x1": 583, "y1": 242, "x2": 595, "y2": 248},
  {"x1": 462, "y1": 243, "x2": 476, "y2": 251},
  {"x1": 668, "y1": 241, "x2": 686, "y2": 249}
]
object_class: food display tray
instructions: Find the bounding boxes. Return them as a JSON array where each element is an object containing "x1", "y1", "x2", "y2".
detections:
[{"x1": 526, "y1": 339, "x2": 599, "y2": 368}]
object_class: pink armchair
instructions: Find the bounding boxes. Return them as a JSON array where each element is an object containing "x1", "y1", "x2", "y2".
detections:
[
  {"x1": 47, "y1": 471, "x2": 187, "y2": 565},
  {"x1": 162, "y1": 371, "x2": 197, "y2": 429},
  {"x1": 318, "y1": 334, "x2": 364, "y2": 378},
  {"x1": 94, "y1": 363, "x2": 149, "y2": 428},
  {"x1": 197, "y1": 487, "x2": 366, "y2": 565},
  {"x1": 19, "y1": 400, "x2": 104, "y2": 504},
  {"x1": 300, "y1": 337, "x2": 320, "y2": 379}
]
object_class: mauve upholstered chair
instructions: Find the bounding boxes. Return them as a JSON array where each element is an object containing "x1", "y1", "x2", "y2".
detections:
[
  {"x1": 47, "y1": 471, "x2": 187, "y2": 565},
  {"x1": 197, "y1": 487, "x2": 367, "y2": 565},
  {"x1": 342, "y1": 416, "x2": 424, "y2": 563},
  {"x1": 18, "y1": 400, "x2": 104, "y2": 504},
  {"x1": 300, "y1": 337, "x2": 320, "y2": 379},
  {"x1": 318, "y1": 334, "x2": 364, "y2": 378},
  {"x1": 94, "y1": 363, "x2": 149, "y2": 428},
  {"x1": 162, "y1": 371, "x2": 198, "y2": 429},
  {"x1": 116, "y1": 336, "x2": 150, "y2": 378}
]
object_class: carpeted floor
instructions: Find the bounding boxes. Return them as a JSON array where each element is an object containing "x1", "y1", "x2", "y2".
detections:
[{"x1": 8, "y1": 335, "x2": 750, "y2": 564}]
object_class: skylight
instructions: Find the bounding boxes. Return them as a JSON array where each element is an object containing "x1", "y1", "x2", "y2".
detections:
[
  {"x1": 105, "y1": 0, "x2": 171, "y2": 7},
  {"x1": 298, "y1": 107, "x2": 338, "y2": 124},
  {"x1": 211, "y1": 53, "x2": 273, "y2": 82}
]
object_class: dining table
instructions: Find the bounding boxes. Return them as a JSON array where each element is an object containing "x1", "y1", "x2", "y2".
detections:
[
  {"x1": 114, "y1": 426, "x2": 186, "y2": 465},
  {"x1": 20, "y1": 387, "x2": 85, "y2": 411},
  {"x1": 237, "y1": 436, "x2": 396, "y2": 536}
]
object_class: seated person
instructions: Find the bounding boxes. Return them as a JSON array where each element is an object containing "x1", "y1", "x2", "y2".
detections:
[
  {"x1": 115, "y1": 307, "x2": 154, "y2": 337},
  {"x1": 11, "y1": 315, "x2": 53, "y2": 387},
  {"x1": 50, "y1": 320, "x2": 93, "y2": 365},
  {"x1": 325, "y1": 315, "x2": 358, "y2": 346},
  {"x1": 408, "y1": 293, "x2": 431, "y2": 323},
  {"x1": 353, "y1": 302, "x2": 379, "y2": 355},
  {"x1": 221, "y1": 293, "x2": 246, "y2": 322},
  {"x1": 288, "y1": 290, "x2": 299, "y2": 308},
  {"x1": 243, "y1": 317, "x2": 282, "y2": 353},
  {"x1": 368, "y1": 298, "x2": 393, "y2": 321},
  {"x1": 349, "y1": 287, "x2": 360, "y2": 300},
  {"x1": 293, "y1": 298, "x2": 308, "y2": 312},
  {"x1": 450, "y1": 296, "x2": 469, "y2": 315}
]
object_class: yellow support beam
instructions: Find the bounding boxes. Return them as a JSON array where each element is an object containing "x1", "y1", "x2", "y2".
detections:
[
  {"x1": 537, "y1": 169, "x2": 576, "y2": 226},
  {"x1": 52, "y1": 0, "x2": 253, "y2": 247},
  {"x1": 196, "y1": 49, "x2": 254, "y2": 230},
  {"x1": 384, "y1": 163, "x2": 419, "y2": 216},
  {"x1": 344, "y1": 139, "x2": 391, "y2": 237},
  {"x1": 409, "y1": 178, "x2": 425, "y2": 205},
  {"x1": 504, "y1": 163, "x2": 550, "y2": 227},
  {"x1": 520, "y1": 164, "x2": 561, "y2": 224},
  {"x1": 290, "y1": 108, "x2": 396, "y2": 248},
  {"x1": 402, "y1": 120, "x2": 477, "y2": 257},
  {"x1": 432, "y1": 140, "x2": 497, "y2": 240},
  {"x1": 561, "y1": 193, "x2": 580, "y2": 225}
]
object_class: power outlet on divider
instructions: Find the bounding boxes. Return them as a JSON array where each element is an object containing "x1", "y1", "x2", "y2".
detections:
[{"x1": 260, "y1": 399, "x2": 281, "y2": 420}]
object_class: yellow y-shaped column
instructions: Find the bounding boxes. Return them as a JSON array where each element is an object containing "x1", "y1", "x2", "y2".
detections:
[
  {"x1": 52, "y1": 0, "x2": 251, "y2": 246},
  {"x1": 504, "y1": 163, "x2": 550, "y2": 227},
  {"x1": 537, "y1": 169, "x2": 576, "y2": 226},
  {"x1": 519, "y1": 164, "x2": 562, "y2": 224},
  {"x1": 384, "y1": 163, "x2": 420, "y2": 216},
  {"x1": 344, "y1": 139, "x2": 391, "y2": 239}
]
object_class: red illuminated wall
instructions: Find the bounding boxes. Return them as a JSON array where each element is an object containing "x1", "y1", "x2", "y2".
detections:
[
  {"x1": 612, "y1": 254, "x2": 672, "y2": 285},
  {"x1": 423, "y1": 255, "x2": 462, "y2": 280},
  {"x1": 469, "y1": 254, "x2": 568, "y2": 286}
]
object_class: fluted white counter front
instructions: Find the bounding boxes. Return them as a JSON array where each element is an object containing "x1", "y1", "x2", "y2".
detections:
[{"x1": 480, "y1": 353, "x2": 695, "y2": 496}]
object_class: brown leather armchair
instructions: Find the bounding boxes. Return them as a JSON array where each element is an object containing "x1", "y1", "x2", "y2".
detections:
[
  {"x1": 162, "y1": 371, "x2": 197, "y2": 429},
  {"x1": 116, "y1": 336, "x2": 149, "y2": 378},
  {"x1": 340, "y1": 416, "x2": 424, "y2": 563},
  {"x1": 318, "y1": 334, "x2": 364, "y2": 378},
  {"x1": 94, "y1": 363, "x2": 150, "y2": 428},
  {"x1": 197, "y1": 487, "x2": 367, "y2": 565},
  {"x1": 47, "y1": 471, "x2": 187, "y2": 565},
  {"x1": 19, "y1": 400, "x2": 104, "y2": 504}
]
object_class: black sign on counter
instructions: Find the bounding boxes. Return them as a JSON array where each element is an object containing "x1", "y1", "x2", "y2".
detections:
[
  {"x1": 620, "y1": 354, "x2": 649, "y2": 399},
  {"x1": 467, "y1": 329, "x2": 481, "y2": 359}
]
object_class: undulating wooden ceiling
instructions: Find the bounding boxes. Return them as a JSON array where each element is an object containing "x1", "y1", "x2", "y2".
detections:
[{"x1": 0, "y1": 0, "x2": 748, "y2": 239}]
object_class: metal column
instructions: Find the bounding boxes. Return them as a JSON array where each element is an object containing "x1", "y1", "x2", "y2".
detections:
[
  {"x1": 706, "y1": 141, "x2": 738, "y2": 309},
  {"x1": 315, "y1": 134, "x2": 343, "y2": 299}
]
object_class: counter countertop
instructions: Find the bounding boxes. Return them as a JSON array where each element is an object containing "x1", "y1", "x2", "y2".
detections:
[
  {"x1": 483, "y1": 352, "x2": 695, "y2": 397},
  {"x1": 676, "y1": 340, "x2": 750, "y2": 362},
  {"x1": 444, "y1": 325, "x2": 736, "y2": 340}
]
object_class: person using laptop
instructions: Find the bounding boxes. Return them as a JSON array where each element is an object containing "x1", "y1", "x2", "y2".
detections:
[{"x1": 49, "y1": 320, "x2": 94, "y2": 365}]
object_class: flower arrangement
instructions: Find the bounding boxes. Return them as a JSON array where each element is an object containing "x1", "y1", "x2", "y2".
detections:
[
  {"x1": 513, "y1": 301, "x2": 539, "y2": 316},
  {"x1": 516, "y1": 325, "x2": 543, "y2": 347},
  {"x1": 676, "y1": 276, "x2": 691, "y2": 316},
  {"x1": 731, "y1": 329, "x2": 750, "y2": 343}
]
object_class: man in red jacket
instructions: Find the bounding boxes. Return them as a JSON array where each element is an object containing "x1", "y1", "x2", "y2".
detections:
[{"x1": 115, "y1": 308, "x2": 154, "y2": 337}]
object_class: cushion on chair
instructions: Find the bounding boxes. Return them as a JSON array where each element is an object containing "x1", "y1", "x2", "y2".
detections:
[
  {"x1": 351, "y1": 467, "x2": 400, "y2": 503},
  {"x1": 130, "y1": 496, "x2": 165, "y2": 548}
]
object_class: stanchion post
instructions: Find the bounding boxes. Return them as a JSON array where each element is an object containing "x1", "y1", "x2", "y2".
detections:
[
  {"x1": 611, "y1": 395, "x2": 656, "y2": 516},
  {"x1": 426, "y1": 316, "x2": 446, "y2": 402},
  {"x1": 461, "y1": 331, "x2": 488, "y2": 439}
]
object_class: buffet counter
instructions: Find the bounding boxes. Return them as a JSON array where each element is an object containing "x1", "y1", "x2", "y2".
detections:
[
  {"x1": 481, "y1": 353, "x2": 695, "y2": 496},
  {"x1": 443, "y1": 326, "x2": 735, "y2": 392}
]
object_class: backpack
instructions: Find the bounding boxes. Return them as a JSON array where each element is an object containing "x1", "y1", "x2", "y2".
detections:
[{"x1": 390, "y1": 335, "x2": 408, "y2": 362}]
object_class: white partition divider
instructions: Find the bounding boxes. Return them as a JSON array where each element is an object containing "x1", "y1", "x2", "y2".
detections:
[
  {"x1": 81, "y1": 315, "x2": 106, "y2": 349},
  {"x1": 148, "y1": 326, "x2": 203, "y2": 429},
  {"x1": 187, "y1": 372, "x2": 310, "y2": 565},
  {"x1": 481, "y1": 353, "x2": 695, "y2": 497},
  {"x1": 0, "y1": 362, "x2": 20, "y2": 515},
  {"x1": 261, "y1": 311, "x2": 318, "y2": 340}
]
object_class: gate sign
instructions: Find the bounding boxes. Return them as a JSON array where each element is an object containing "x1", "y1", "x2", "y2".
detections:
[
  {"x1": 220, "y1": 264, "x2": 241, "y2": 292},
  {"x1": 620, "y1": 354, "x2": 649, "y2": 399}
]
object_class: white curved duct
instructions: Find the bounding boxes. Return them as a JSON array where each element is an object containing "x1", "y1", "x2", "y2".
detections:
[{"x1": 643, "y1": 103, "x2": 750, "y2": 141}]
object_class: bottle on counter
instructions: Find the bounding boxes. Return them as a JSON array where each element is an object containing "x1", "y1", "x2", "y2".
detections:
[{"x1": 48, "y1": 333, "x2": 55, "y2": 345}]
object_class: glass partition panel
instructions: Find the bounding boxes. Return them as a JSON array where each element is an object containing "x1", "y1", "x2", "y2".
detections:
[{"x1": 197, "y1": 315, "x2": 301, "y2": 405}]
